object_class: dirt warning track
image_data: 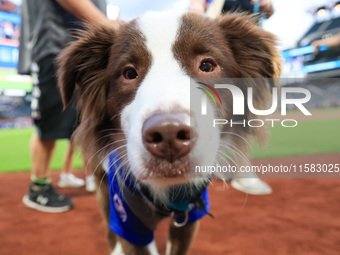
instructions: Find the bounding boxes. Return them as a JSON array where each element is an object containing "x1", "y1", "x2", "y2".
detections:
[{"x1": 0, "y1": 153, "x2": 339, "y2": 255}]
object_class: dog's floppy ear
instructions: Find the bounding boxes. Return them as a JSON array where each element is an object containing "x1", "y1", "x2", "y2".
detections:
[
  {"x1": 218, "y1": 14, "x2": 281, "y2": 79},
  {"x1": 57, "y1": 22, "x2": 116, "y2": 107}
]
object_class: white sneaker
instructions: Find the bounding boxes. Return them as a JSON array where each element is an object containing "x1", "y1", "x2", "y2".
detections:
[
  {"x1": 58, "y1": 173, "x2": 85, "y2": 188},
  {"x1": 86, "y1": 175, "x2": 96, "y2": 192},
  {"x1": 231, "y1": 178, "x2": 272, "y2": 195}
]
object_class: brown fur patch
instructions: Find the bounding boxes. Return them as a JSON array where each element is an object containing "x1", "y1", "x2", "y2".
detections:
[
  {"x1": 57, "y1": 21, "x2": 152, "y2": 160},
  {"x1": 173, "y1": 12, "x2": 281, "y2": 157}
]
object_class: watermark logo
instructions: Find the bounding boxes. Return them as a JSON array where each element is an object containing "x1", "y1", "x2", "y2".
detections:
[
  {"x1": 199, "y1": 83, "x2": 311, "y2": 116},
  {"x1": 196, "y1": 82, "x2": 222, "y2": 115},
  {"x1": 196, "y1": 80, "x2": 312, "y2": 128}
]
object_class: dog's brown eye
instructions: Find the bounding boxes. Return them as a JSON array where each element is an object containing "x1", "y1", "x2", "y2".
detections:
[
  {"x1": 199, "y1": 61, "x2": 215, "y2": 72},
  {"x1": 123, "y1": 68, "x2": 138, "y2": 80}
]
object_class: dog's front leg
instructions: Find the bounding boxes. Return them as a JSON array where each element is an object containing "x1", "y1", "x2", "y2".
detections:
[
  {"x1": 119, "y1": 238, "x2": 158, "y2": 255},
  {"x1": 166, "y1": 221, "x2": 200, "y2": 255}
]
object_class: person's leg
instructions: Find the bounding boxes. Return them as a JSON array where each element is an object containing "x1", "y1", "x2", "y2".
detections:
[
  {"x1": 82, "y1": 152, "x2": 96, "y2": 192},
  {"x1": 62, "y1": 142, "x2": 74, "y2": 174},
  {"x1": 23, "y1": 133, "x2": 74, "y2": 212},
  {"x1": 23, "y1": 56, "x2": 75, "y2": 212},
  {"x1": 86, "y1": 173, "x2": 96, "y2": 192},
  {"x1": 30, "y1": 132, "x2": 55, "y2": 180},
  {"x1": 58, "y1": 142, "x2": 85, "y2": 188},
  {"x1": 230, "y1": 153, "x2": 272, "y2": 195}
]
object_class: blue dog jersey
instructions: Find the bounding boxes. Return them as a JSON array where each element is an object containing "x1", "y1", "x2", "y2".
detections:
[{"x1": 107, "y1": 152, "x2": 210, "y2": 246}]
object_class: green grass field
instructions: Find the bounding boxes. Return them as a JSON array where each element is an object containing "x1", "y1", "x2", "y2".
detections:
[
  {"x1": 0, "y1": 116, "x2": 339, "y2": 173},
  {"x1": 251, "y1": 118, "x2": 340, "y2": 158},
  {"x1": 0, "y1": 68, "x2": 32, "y2": 93},
  {"x1": 0, "y1": 127, "x2": 83, "y2": 173}
]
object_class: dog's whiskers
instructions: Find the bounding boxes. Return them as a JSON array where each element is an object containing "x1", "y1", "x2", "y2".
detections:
[
  {"x1": 110, "y1": 113, "x2": 122, "y2": 121},
  {"x1": 100, "y1": 154, "x2": 126, "y2": 190},
  {"x1": 90, "y1": 144, "x2": 127, "y2": 183},
  {"x1": 220, "y1": 131, "x2": 251, "y2": 147},
  {"x1": 93, "y1": 133, "x2": 125, "y2": 144},
  {"x1": 113, "y1": 157, "x2": 133, "y2": 193},
  {"x1": 104, "y1": 148, "x2": 129, "y2": 188},
  {"x1": 86, "y1": 139, "x2": 127, "y2": 177},
  {"x1": 216, "y1": 149, "x2": 241, "y2": 180},
  {"x1": 219, "y1": 141, "x2": 252, "y2": 168},
  {"x1": 170, "y1": 185, "x2": 183, "y2": 206},
  {"x1": 98, "y1": 128, "x2": 124, "y2": 133}
]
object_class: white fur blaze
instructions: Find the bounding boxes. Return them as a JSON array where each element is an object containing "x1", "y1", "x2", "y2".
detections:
[{"x1": 120, "y1": 11, "x2": 220, "y2": 197}]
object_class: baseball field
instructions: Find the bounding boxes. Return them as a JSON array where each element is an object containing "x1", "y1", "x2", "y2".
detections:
[{"x1": 0, "y1": 108, "x2": 339, "y2": 255}]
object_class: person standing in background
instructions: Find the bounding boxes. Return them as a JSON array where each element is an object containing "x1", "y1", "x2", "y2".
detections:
[
  {"x1": 19, "y1": 0, "x2": 113, "y2": 213},
  {"x1": 312, "y1": 33, "x2": 340, "y2": 55}
]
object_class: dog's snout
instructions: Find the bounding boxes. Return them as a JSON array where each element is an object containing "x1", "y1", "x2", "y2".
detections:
[{"x1": 142, "y1": 113, "x2": 197, "y2": 162}]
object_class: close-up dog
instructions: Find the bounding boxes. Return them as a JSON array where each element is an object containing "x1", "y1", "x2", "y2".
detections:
[{"x1": 57, "y1": 11, "x2": 281, "y2": 255}]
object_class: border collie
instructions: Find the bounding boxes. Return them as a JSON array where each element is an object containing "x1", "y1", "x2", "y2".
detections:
[{"x1": 57, "y1": 11, "x2": 281, "y2": 255}]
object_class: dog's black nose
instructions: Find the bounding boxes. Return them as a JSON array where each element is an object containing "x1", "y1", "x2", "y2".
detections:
[{"x1": 142, "y1": 113, "x2": 197, "y2": 163}]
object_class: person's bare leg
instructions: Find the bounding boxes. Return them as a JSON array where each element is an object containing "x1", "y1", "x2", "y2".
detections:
[
  {"x1": 30, "y1": 132, "x2": 55, "y2": 179},
  {"x1": 24, "y1": 132, "x2": 74, "y2": 213},
  {"x1": 84, "y1": 153, "x2": 96, "y2": 192},
  {"x1": 230, "y1": 153, "x2": 272, "y2": 195},
  {"x1": 59, "y1": 142, "x2": 85, "y2": 188},
  {"x1": 62, "y1": 142, "x2": 74, "y2": 174}
]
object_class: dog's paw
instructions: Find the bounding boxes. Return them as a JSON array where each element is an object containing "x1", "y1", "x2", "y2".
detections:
[{"x1": 111, "y1": 242, "x2": 124, "y2": 255}]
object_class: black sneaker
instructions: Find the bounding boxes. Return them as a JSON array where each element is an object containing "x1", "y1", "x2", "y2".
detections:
[{"x1": 22, "y1": 183, "x2": 74, "y2": 213}]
